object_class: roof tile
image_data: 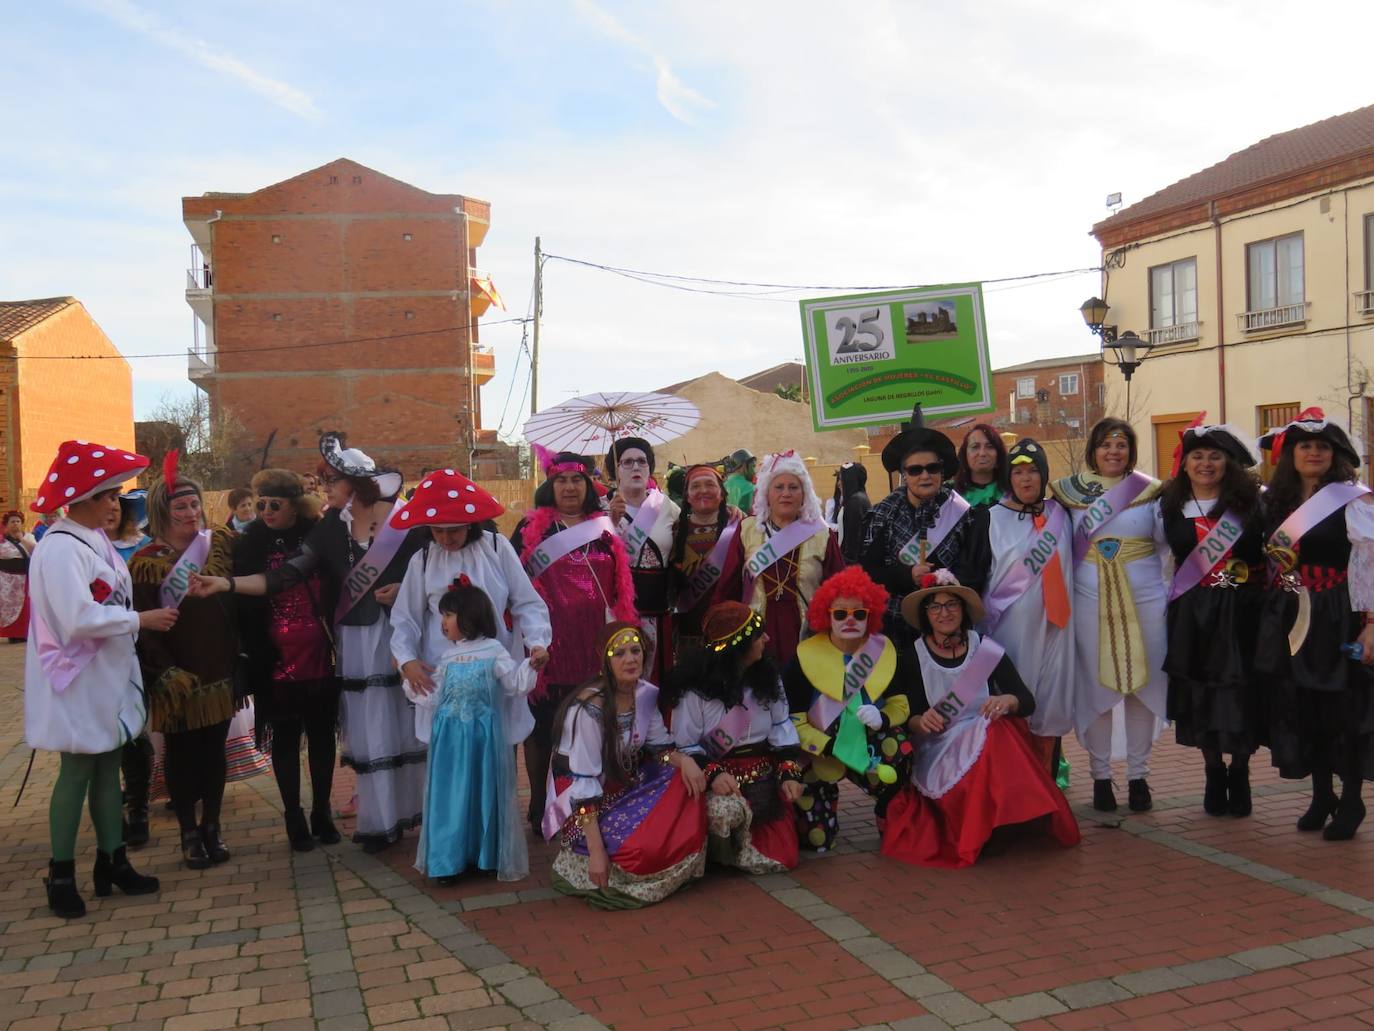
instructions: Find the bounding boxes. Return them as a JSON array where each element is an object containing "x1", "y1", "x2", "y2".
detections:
[{"x1": 0, "y1": 297, "x2": 75, "y2": 342}]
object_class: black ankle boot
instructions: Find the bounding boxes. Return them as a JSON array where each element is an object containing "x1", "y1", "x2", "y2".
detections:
[
  {"x1": 1227, "y1": 761, "x2": 1252, "y2": 817},
  {"x1": 285, "y1": 808, "x2": 314, "y2": 852},
  {"x1": 1324, "y1": 779, "x2": 1365, "y2": 841},
  {"x1": 1092, "y1": 779, "x2": 1117, "y2": 812},
  {"x1": 1128, "y1": 778, "x2": 1153, "y2": 812},
  {"x1": 1298, "y1": 772, "x2": 1337, "y2": 831},
  {"x1": 181, "y1": 830, "x2": 212, "y2": 870},
  {"x1": 45, "y1": 859, "x2": 86, "y2": 919},
  {"x1": 311, "y1": 809, "x2": 341, "y2": 845},
  {"x1": 1203, "y1": 765, "x2": 1229, "y2": 816},
  {"x1": 94, "y1": 847, "x2": 160, "y2": 897},
  {"x1": 201, "y1": 823, "x2": 230, "y2": 864},
  {"x1": 123, "y1": 808, "x2": 150, "y2": 849}
]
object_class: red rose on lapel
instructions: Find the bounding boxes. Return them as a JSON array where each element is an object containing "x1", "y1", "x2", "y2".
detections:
[{"x1": 89, "y1": 578, "x2": 112, "y2": 604}]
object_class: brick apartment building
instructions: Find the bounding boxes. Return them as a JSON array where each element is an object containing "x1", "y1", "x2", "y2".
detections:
[
  {"x1": 181, "y1": 158, "x2": 510, "y2": 484},
  {"x1": 0, "y1": 298, "x2": 136, "y2": 512}
]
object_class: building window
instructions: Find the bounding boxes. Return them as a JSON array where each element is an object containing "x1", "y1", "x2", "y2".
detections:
[
  {"x1": 352, "y1": 175, "x2": 363, "y2": 184},
  {"x1": 1017, "y1": 407, "x2": 1031, "y2": 423},
  {"x1": 402, "y1": 232, "x2": 413, "y2": 242},
  {"x1": 1097, "y1": 382, "x2": 1106, "y2": 405},
  {"x1": 271, "y1": 234, "x2": 282, "y2": 244},
  {"x1": 1244, "y1": 232, "x2": 1304, "y2": 328},
  {"x1": 1148, "y1": 257, "x2": 1198, "y2": 344},
  {"x1": 1015, "y1": 376, "x2": 1036, "y2": 399},
  {"x1": 328, "y1": 175, "x2": 338, "y2": 184},
  {"x1": 404, "y1": 311, "x2": 414, "y2": 320},
  {"x1": 1362, "y1": 214, "x2": 1374, "y2": 313},
  {"x1": 1257, "y1": 402, "x2": 1301, "y2": 479},
  {"x1": 1058, "y1": 373, "x2": 1080, "y2": 396}
]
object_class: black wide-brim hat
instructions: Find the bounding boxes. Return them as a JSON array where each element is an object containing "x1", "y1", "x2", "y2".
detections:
[
  {"x1": 881, "y1": 420, "x2": 957, "y2": 476},
  {"x1": 1180, "y1": 424, "x2": 1261, "y2": 469},
  {"x1": 1259, "y1": 417, "x2": 1361, "y2": 468}
]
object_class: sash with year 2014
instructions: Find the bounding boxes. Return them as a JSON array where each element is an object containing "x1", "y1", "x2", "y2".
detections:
[
  {"x1": 982, "y1": 501, "x2": 1069, "y2": 632},
  {"x1": 742, "y1": 519, "x2": 825, "y2": 600},
  {"x1": 1070, "y1": 471, "x2": 1153, "y2": 567},
  {"x1": 524, "y1": 515, "x2": 616, "y2": 581},
  {"x1": 896, "y1": 493, "x2": 970, "y2": 567},
  {"x1": 1168, "y1": 509, "x2": 1245, "y2": 601},
  {"x1": 620, "y1": 489, "x2": 667, "y2": 561}
]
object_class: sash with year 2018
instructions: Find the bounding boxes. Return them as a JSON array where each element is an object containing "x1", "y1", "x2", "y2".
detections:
[{"x1": 1168, "y1": 509, "x2": 1246, "y2": 601}]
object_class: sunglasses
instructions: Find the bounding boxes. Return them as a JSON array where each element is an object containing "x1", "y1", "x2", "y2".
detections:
[
  {"x1": 830, "y1": 607, "x2": 869, "y2": 621},
  {"x1": 320, "y1": 474, "x2": 343, "y2": 486},
  {"x1": 904, "y1": 462, "x2": 944, "y2": 477},
  {"x1": 256, "y1": 499, "x2": 287, "y2": 513},
  {"x1": 924, "y1": 599, "x2": 963, "y2": 614}
]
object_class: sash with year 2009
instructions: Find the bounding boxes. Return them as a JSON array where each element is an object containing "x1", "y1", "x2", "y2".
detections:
[
  {"x1": 620, "y1": 489, "x2": 667, "y2": 561},
  {"x1": 1168, "y1": 509, "x2": 1245, "y2": 601},
  {"x1": 926, "y1": 637, "x2": 1006, "y2": 723},
  {"x1": 335, "y1": 500, "x2": 409, "y2": 623},
  {"x1": 524, "y1": 515, "x2": 616, "y2": 581},
  {"x1": 676, "y1": 518, "x2": 740, "y2": 614},
  {"x1": 982, "y1": 501, "x2": 1069, "y2": 632},
  {"x1": 160, "y1": 530, "x2": 212, "y2": 609},
  {"x1": 742, "y1": 518, "x2": 825, "y2": 600},
  {"x1": 1071, "y1": 470, "x2": 1153, "y2": 567},
  {"x1": 896, "y1": 492, "x2": 970, "y2": 566}
]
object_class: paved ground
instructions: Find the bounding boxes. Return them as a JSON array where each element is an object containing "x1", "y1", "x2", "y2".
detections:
[{"x1": 3, "y1": 642, "x2": 1374, "y2": 1031}]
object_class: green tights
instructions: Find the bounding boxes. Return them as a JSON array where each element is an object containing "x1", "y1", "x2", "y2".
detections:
[{"x1": 50, "y1": 749, "x2": 124, "y2": 861}]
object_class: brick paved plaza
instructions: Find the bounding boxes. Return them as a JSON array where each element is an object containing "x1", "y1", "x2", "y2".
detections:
[{"x1": 3, "y1": 643, "x2": 1374, "y2": 1031}]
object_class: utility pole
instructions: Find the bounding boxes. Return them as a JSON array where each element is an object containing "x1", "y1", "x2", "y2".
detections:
[{"x1": 530, "y1": 236, "x2": 542, "y2": 416}]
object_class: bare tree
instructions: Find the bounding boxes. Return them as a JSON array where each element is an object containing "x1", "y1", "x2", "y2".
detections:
[{"x1": 140, "y1": 393, "x2": 249, "y2": 490}]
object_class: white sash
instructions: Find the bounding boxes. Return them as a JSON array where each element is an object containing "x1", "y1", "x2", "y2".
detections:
[
  {"x1": 676, "y1": 519, "x2": 740, "y2": 613},
  {"x1": 621, "y1": 490, "x2": 667, "y2": 562},
  {"x1": 897, "y1": 492, "x2": 970, "y2": 566},
  {"x1": 1071, "y1": 471, "x2": 1152, "y2": 567},
  {"x1": 335, "y1": 500, "x2": 409, "y2": 623},
  {"x1": 912, "y1": 634, "x2": 1004, "y2": 799},
  {"x1": 982, "y1": 502, "x2": 1069, "y2": 633},
  {"x1": 160, "y1": 530, "x2": 211, "y2": 609},
  {"x1": 525, "y1": 516, "x2": 615, "y2": 580}
]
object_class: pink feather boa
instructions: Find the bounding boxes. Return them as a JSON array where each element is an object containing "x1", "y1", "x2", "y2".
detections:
[{"x1": 517, "y1": 506, "x2": 638, "y2": 624}]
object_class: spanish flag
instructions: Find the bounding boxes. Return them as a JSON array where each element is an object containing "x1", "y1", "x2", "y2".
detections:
[{"x1": 470, "y1": 272, "x2": 507, "y2": 317}]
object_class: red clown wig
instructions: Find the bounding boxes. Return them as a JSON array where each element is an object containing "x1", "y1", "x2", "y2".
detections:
[{"x1": 806, "y1": 566, "x2": 890, "y2": 633}]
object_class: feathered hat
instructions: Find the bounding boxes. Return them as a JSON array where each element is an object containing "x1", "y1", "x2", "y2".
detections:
[
  {"x1": 319, "y1": 431, "x2": 404, "y2": 499},
  {"x1": 1258, "y1": 407, "x2": 1361, "y2": 468}
]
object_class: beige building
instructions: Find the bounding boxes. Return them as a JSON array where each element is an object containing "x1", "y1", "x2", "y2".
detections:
[{"x1": 1091, "y1": 104, "x2": 1374, "y2": 477}]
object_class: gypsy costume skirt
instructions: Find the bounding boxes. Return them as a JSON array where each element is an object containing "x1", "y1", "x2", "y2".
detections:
[{"x1": 705, "y1": 754, "x2": 799, "y2": 874}]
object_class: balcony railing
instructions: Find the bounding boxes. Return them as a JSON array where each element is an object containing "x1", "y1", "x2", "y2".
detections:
[
  {"x1": 1145, "y1": 321, "x2": 1200, "y2": 346},
  {"x1": 186, "y1": 266, "x2": 213, "y2": 291},
  {"x1": 1356, "y1": 290, "x2": 1374, "y2": 315},
  {"x1": 1237, "y1": 301, "x2": 1308, "y2": 333}
]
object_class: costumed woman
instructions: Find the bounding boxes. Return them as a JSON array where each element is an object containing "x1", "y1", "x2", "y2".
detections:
[
  {"x1": 667, "y1": 602, "x2": 802, "y2": 872},
  {"x1": 828, "y1": 462, "x2": 871, "y2": 565},
  {"x1": 952, "y1": 424, "x2": 1008, "y2": 509},
  {"x1": 880, "y1": 571, "x2": 1080, "y2": 868},
  {"x1": 1256, "y1": 411, "x2": 1374, "y2": 840},
  {"x1": 110, "y1": 489, "x2": 154, "y2": 848},
  {"x1": 1, "y1": 509, "x2": 32, "y2": 643},
  {"x1": 232, "y1": 468, "x2": 340, "y2": 850},
  {"x1": 542, "y1": 622, "x2": 708, "y2": 908},
  {"x1": 608, "y1": 437, "x2": 680, "y2": 685},
  {"x1": 1160, "y1": 425, "x2": 1265, "y2": 817},
  {"x1": 862, "y1": 407, "x2": 989, "y2": 650},
  {"x1": 25, "y1": 441, "x2": 168, "y2": 917},
  {"x1": 731, "y1": 450, "x2": 843, "y2": 668},
  {"x1": 668, "y1": 463, "x2": 743, "y2": 661},
  {"x1": 783, "y1": 566, "x2": 914, "y2": 852},
  {"x1": 110, "y1": 491, "x2": 151, "y2": 563},
  {"x1": 514, "y1": 449, "x2": 636, "y2": 829},
  {"x1": 194, "y1": 433, "x2": 428, "y2": 852},
  {"x1": 131, "y1": 453, "x2": 243, "y2": 869},
  {"x1": 1050, "y1": 418, "x2": 1168, "y2": 814},
  {"x1": 977, "y1": 438, "x2": 1075, "y2": 775}
]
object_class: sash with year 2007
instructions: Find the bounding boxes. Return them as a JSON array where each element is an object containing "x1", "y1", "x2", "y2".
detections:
[
  {"x1": 524, "y1": 515, "x2": 616, "y2": 581},
  {"x1": 676, "y1": 518, "x2": 740, "y2": 614},
  {"x1": 1168, "y1": 509, "x2": 1245, "y2": 601},
  {"x1": 741, "y1": 519, "x2": 825, "y2": 600},
  {"x1": 335, "y1": 500, "x2": 409, "y2": 623},
  {"x1": 1070, "y1": 471, "x2": 1153, "y2": 567},
  {"x1": 982, "y1": 501, "x2": 1069, "y2": 633},
  {"x1": 896, "y1": 492, "x2": 970, "y2": 566}
]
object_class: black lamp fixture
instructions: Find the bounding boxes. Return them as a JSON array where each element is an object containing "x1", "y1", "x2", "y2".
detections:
[
  {"x1": 1078, "y1": 296, "x2": 1116, "y2": 344},
  {"x1": 1081, "y1": 296, "x2": 1154, "y2": 417}
]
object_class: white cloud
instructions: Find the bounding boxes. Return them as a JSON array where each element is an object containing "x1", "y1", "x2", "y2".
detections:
[{"x1": 84, "y1": 0, "x2": 320, "y2": 120}]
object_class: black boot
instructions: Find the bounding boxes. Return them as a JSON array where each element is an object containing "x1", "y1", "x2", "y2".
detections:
[
  {"x1": 45, "y1": 859, "x2": 86, "y2": 919},
  {"x1": 284, "y1": 808, "x2": 315, "y2": 852},
  {"x1": 1227, "y1": 760, "x2": 1252, "y2": 817},
  {"x1": 201, "y1": 823, "x2": 230, "y2": 864},
  {"x1": 121, "y1": 737, "x2": 153, "y2": 849},
  {"x1": 181, "y1": 830, "x2": 212, "y2": 870},
  {"x1": 1203, "y1": 765, "x2": 1229, "y2": 816},
  {"x1": 1092, "y1": 779, "x2": 1117, "y2": 812},
  {"x1": 1128, "y1": 778, "x2": 1153, "y2": 812},
  {"x1": 1324, "y1": 779, "x2": 1366, "y2": 841},
  {"x1": 93, "y1": 847, "x2": 160, "y2": 897},
  {"x1": 1297, "y1": 772, "x2": 1338, "y2": 831},
  {"x1": 311, "y1": 809, "x2": 341, "y2": 845},
  {"x1": 123, "y1": 808, "x2": 150, "y2": 850}
]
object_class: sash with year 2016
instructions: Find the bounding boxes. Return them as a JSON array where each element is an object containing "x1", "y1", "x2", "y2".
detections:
[
  {"x1": 742, "y1": 519, "x2": 826, "y2": 600},
  {"x1": 160, "y1": 530, "x2": 212, "y2": 609},
  {"x1": 1267, "y1": 482, "x2": 1371, "y2": 559},
  {"x1": 620, "y1": 489, "x2": 667, "y2": 562},
  {"x1": 676, "y1": 518, "x2": 740, "y2": 614},
  {"x1": 1070, "y1": 471, "x2": 1153, "y2": 567},
  {"x1": 335, "y1": 500, "x2": 409, "y2": 623},
  {"x1": 524, "y1": 515, "x2": 616, "y2": 581},
  {"x1": 982, "y1": 501, "x2": 1069, "y2": 633},
  {"x1": 1168, "y1": 509, "x2": 1245, "y2": 601},
  {"x1": 896, "y1": 492, "x2": 970, "y2": 567},
  {"x1": 806, "y1": 633, "x2": 889, "y2": 732},
  {"x1": 927, "y1": 637, "x2": 1006, "y2": 723}
]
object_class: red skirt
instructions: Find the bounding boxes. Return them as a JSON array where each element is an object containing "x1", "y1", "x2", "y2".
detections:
[
  {"x1": 880, "y1": 718, "x2": 1080, "y2": 869},
  {"x1": 0, "y1": 594, "x2": 29, "y2": 640}
]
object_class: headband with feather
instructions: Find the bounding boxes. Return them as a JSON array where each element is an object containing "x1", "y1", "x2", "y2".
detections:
[{"x1": 162, "y1": 448, "x2": 198, "y2": 499}]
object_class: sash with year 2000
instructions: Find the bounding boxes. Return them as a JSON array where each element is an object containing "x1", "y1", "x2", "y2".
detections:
[
  {"x1": 896, "y1": 492, "x2": 970, "y2": 566},
  {"x1": 1071, "y1": 470, "x2": 1152, "y2": 567},
  {"x1": 1168, "y1": 509, "x2": 1245, "y2": 601},
  {"x1": 676, "y1": 518, "x2": 740, "y2": 614},
  {"x1": 982, "y1": 501, "x2": 1069, "y2": 632},
  {"x1": 806, "y1": 633, "x2": 889, "y2": 732},
  {"x1": 160, "y1": 530, "x2": 212, "y2": 608},
  {"x1": 926, "y1": 637, "x2": 1006, "y2": 723},
  {"x1": 524, "y1": 515, "x2": 616, "y2": 581},
  {"x1": 742, "y1": 519, "x2": 825, "y2": 600},
  {"x1": 335, "y1": 500, "x2": 409, "y2": 623}
]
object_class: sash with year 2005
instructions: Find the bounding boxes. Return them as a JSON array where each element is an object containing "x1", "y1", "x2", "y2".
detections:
[{"x1": 335, "y1": 500, "x2": 409, "y2": 623}]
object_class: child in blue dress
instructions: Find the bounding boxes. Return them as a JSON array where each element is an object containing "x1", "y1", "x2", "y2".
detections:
[{"x1": 407, "y1": 581, "x2": 535, "y2": 882}]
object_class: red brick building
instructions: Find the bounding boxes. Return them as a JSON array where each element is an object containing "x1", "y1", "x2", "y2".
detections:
[{"x1": 182, "y1": 158, "x2": 507, "y2": 483}]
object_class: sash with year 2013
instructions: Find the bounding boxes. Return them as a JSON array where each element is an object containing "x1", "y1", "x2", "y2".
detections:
[
  {"x1": 701, "y1": 692, "x2": 766, "y2": 759},
  {"x1": 1070, "y1": 471, "x2": 1153, "y2": 567},
  {"x1": 524, "y1": 515, "x2": 616, "y2": 581},
  {"x1": 896, "y1": 492, "x2": 970, "y2": 567},
  {"x1": 335, "y1": 500, "x2": 409, "y2": 623},
  {"x1": 742, "y1": 519, "x2": 825, "y2": 600},
  {"x1": 1168, "y1": 509, "x2": 1245, "y2": 601},
  {"x1": 676, "y1": 518, "x2": 740, "y2": 614},
  {"x1": 982, "y1": 501, "x2": 1069, "y2": 632}
]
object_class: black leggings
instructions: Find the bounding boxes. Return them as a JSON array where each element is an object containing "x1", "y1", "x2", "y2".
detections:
[
  {"x1": 270, "y1": 695, "x2": 339, "y2": 814},
  {"x1": 163, "y1": 720, "x2": 231, "y2": 833}
]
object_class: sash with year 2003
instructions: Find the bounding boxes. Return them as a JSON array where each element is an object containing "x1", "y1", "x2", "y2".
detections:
[
  {"x1": 1070, "y1": 471, "x2": 1153, "y2": 567},
  {"x1": 982, "y1": 501, "x2": 1069, "y2": 632}
]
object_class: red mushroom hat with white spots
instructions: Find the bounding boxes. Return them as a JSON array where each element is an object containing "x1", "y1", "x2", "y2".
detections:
[
  {"x1": 389, "y1": 468, "x2": 504, "y2": 529},
  {"x1": 31, "y1": 440, "x2": 149, "y2": 514}
]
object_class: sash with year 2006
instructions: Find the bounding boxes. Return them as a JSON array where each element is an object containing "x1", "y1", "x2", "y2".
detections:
[
  {"x1": 982, "y1": 501, "x2": 1069, "y2": 632},
  {"x1": 524, "y1": 515, "x2": 616, "y2": 581},
  {"x1": 1070, "y1": 470, "x2": 1153, "y2": 567},
  {"x1": 896, "y1": 492, "x2": 970, "y2": 566},
  {"x1": 676, "y1": 518, "x2": 740, "y2": 614},
  {"x1": 335, "y1": 500, "x2": 409, "y2": 623},
  {"x1": 1168, "y1": 510, "x2": 1245, "y2": 601},
  {"x1": 742, "y1": 519, "x2": 825, "y2": 600},
  {"x1": 160, "y1": 530, "x2": 212, "y2": 609}
]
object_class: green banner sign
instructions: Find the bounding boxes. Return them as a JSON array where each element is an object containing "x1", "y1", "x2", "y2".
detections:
[{"x1": 800, "y1": 284, "x2": 994, "y2": 431}]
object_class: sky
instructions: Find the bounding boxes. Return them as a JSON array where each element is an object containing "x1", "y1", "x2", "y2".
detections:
[{"x1": 4, "y1": 0, "x2": 1374, "y2": 437}]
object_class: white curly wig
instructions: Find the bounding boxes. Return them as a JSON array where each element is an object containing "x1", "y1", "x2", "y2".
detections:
[{"x1": 753, "y1": 450, "x2": 825, "y2": 524}]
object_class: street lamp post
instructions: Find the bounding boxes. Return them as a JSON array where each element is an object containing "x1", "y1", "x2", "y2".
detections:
[{"x1": 1079, "y1": 296, "x2": 1153, "y2": 419}]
